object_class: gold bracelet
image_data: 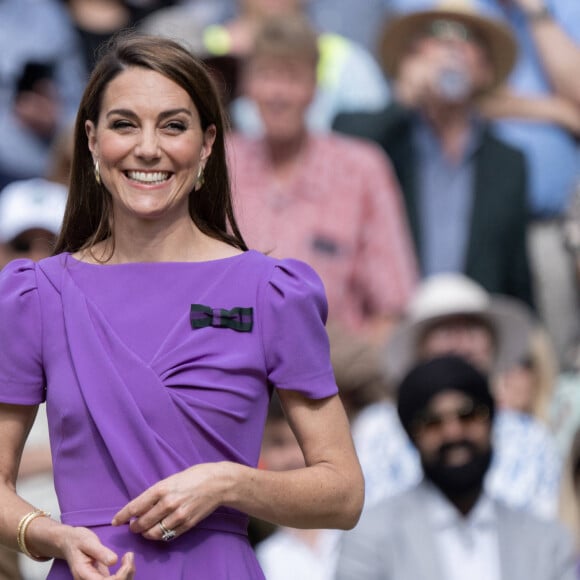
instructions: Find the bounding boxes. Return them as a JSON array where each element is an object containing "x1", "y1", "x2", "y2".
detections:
[{"x1": 16, "y1": 509, "x2": 52, "y2": 562}]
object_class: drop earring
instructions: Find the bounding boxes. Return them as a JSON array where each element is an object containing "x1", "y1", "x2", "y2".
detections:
[
  {"x1": 94, "y1": 160, "x2": 101, "y2": 186},
  {"x1": 195, "y1": 164, "x2": 205, "y2": 191}
]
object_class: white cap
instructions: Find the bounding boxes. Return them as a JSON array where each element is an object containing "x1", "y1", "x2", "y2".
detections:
[{"x1": 0, "y1": 178, "x2": 67, "y2": 243}]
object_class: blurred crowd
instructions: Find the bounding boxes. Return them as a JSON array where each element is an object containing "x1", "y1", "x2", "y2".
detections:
[{"x1": 1, "y1": 0, "x2": 579, "y2": 578}]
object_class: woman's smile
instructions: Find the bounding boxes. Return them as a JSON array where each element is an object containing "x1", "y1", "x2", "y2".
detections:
[{"x1": 124, "y1": 170, "x2": 173, "y2": 185}]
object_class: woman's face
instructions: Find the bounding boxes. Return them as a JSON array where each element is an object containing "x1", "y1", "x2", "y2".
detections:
[{"x1": 86, "y1": 67, "x2": 216, "y2": 225}]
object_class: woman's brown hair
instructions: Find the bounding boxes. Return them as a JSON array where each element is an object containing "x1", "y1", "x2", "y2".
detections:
[{"x1": 54, "y1": 32, "x2": 247, "y2": 256}]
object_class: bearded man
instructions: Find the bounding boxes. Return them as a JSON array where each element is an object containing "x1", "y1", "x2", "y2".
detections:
[{"x1": 336, "y1": 355, "x2": 576, "y2": 580}]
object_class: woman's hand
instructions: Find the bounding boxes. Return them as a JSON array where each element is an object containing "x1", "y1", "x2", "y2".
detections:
[
  {"x1": 111, "y1": 462, "x2": 235, "y2": 541},
  {"x1": 114, "y1": 394, "x2": 362, "y2": 535},
  {"x1": 53, "y1": 525, "x2": 135, "y2": 579}
]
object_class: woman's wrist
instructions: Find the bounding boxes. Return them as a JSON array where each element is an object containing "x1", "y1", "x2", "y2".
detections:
[
  {"x1": 21, "y1": 515, "x2": 72, "y2": 562},
  {"x1": 214, "y1": 461, "x2": 248, "y2": 507},
  {"x1": 17, "y1": 510, "x2": 53, "y2": 561}
]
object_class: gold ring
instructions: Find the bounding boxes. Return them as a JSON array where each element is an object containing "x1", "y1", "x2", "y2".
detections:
[{"x1": 158, "y1": 520, "x2": 176, "y2": 542}]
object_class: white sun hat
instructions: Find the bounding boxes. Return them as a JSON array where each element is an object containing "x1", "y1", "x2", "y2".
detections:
[{"x1": 385, "y1": 272, "x2": 534, "y2": 380}]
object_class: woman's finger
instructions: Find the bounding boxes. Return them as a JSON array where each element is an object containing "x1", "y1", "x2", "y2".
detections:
[
  {"x1": 111, "y1": 552, "x2": 135, "y2": 579},
  {"x1": 112, "y1": 492, "x2": 160, "y2": 526}
]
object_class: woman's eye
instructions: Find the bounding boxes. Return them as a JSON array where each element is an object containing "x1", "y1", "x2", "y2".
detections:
[
  {"x1": 111, "y1": 119, "x2": 135, "y2": 130},
  {"x1": 164, "y1": 120, "x2": 188, "y2": 132}
]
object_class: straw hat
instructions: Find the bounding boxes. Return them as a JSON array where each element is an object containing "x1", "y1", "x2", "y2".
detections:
[
  {"x1": 380, "y1": 0, "x2": 517, "y2": 89},
  {"x1": 385, "y1": 273, "x2": 534, "y2": 381}
]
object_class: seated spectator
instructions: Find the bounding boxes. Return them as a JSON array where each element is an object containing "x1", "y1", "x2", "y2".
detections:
[
  {"x1": 138, "y1": 6, "x2": 243, "y2": 109},
  {"x1": 228, "y1": 14, "x2": 418, "y2": 340},
  {"x1": 333, "y1": 1, "x2": 534, "y2": 307},
  {"x1": 336, "y1": 355, "x2": 576, "y2": 580},
  {"x1": 305, "y1": 0, "x2": 391, "y2": 58},
  {"x1": 0, "y1": 0, "x2": 86, "y2": 188},
  {"x1": 476, "y1": 0, "x2": 580, "y2": 364},
  {"x1": 354, "y1": 273, "x2": 562, "y2": 518},
  {"x1": 63, "y1": 0, "x2": 179, "y2": 72},
  {"x1": 382, "y1": 0, "x2": 580, "y2": 363},
  {"x1": 0, "y1": 179, "x2": 67, "y2": 268},
  {"x1": 203, "y1": 0, "x2": 390, "y2": 133},
  {"x1": 494, "y1": 325, "x2": 558, "y2": 423}
]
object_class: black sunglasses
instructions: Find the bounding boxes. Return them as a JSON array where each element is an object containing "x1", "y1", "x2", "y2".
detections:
[{"x1": 413, "y1": 401, "x2": 490, "y2": 433}]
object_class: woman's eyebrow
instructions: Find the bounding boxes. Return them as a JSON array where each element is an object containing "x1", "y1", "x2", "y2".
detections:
[{"x1": 105, "y1": 108, "x2": 193, "y2": 120}]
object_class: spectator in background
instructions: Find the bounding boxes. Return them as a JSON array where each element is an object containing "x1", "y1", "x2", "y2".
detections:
[
  {"x1": 0, "y1": 0, "x2": 86, "y2": 189},
  {"x1": 168, "y1": 0, "x2": 394, "y2": 58},
  {"x1": 60, "y1": 0, "x2": 180, "y2": 72},
  {"x1": 355, "y1": 273, "x2": 563, "y2": 519},
  {"x1": 305, "y1": 0, "x2": 391, "y2": 58},
  {"x1": 477, "y1": 0, "x2": 580, "y2": 365},
  {"x1": 228, "y1": 14, "x2": 418, "y2": 341},
  {"x1": 333, "y1": 1, "x2": 534, "y2": 308},
  {"x1": 202, "y1": 0, "x2": 390, "y2": 133},
  {"x1": 138, "y1": 5, "x2": 243, "y2": 109},
  {"x1": 494, "y1": 325, "x2": 558, "y2": 423},
  {"x1": 0, "y1": 180, "x2": 67, "y2": 269},
  {"x1": 336, "y1": 355, "x2": 576, "y2": 580},
  {"x1": 60, "y1": 0, "x2": 136, "y2": 72},
  {"x1": 380, "y1": 0, "x2": 580, "y2": 365}
]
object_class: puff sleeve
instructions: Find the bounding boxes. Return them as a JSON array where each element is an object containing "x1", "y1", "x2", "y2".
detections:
[
  {"x1": 260, "y1": 259, "x2": 338, "y2": 399},
  {"x1": 0, "y1": 259, "x2": 45, "y2": 404}
]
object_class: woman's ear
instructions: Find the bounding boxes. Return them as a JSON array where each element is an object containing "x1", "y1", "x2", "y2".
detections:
[
  {"x1": 85, "y1": 120, "x2": 98, "y2": 158},
  {"x1": 201, "y1": 124, "x2": 217, "y2": 162}
]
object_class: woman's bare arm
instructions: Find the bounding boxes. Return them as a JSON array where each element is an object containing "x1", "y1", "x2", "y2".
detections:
[{"x1": 113, "y1": 392, "x2": 364, "y2": 538}]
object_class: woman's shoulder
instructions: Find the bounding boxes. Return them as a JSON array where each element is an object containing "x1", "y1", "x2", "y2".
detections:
[
  {"x1": 247, "y1": 251, "x2": 324, "y2": 286},
  {"x1": 0, "y1": 254, "x2": 66, "y2": 296},
  {"x1": 0, "y1": 258, "x2": 47, "y2": 322},
  {"x1": 0, "y1": 258, "x2": 39, "y2": 291}
]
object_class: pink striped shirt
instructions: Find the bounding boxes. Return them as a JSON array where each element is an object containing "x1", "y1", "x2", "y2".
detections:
[{"x1": 228, "y1": 132, "x2": 418, "y2": 332}]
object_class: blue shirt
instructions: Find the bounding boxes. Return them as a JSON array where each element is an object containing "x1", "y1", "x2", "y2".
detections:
[{"x1": 414, "y1": 115, "x2": 482, "y2": 276}]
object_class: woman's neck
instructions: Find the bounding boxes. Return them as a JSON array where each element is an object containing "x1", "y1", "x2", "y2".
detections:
[{"x1": 87, "y1": 215, "x2": 232, "y2": 264}]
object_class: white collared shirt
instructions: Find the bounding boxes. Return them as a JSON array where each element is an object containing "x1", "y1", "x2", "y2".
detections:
[{"x1": 426, "y1": 485, "x2": 501, "y2": 580}]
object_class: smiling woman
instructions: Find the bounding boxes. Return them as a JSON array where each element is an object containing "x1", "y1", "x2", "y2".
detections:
[
  {"x1": 84, "y1": 67, "x2": 216, "y2": 233},
  {"x1": 56, "y1": 33, "x2": 245, "y2": 264},
  {"x1": 0, "y1": 33, "x2": 363, "y2": 579}
]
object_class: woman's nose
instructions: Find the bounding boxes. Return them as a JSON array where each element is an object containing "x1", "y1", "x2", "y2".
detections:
[{"x1": 134, "y1": 128, "x2": 161, "y2": 159}]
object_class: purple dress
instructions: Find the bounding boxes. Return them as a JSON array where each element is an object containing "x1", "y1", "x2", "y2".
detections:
[{"x1": 0, "y1": 250, "x2": 338, "y2": 578}]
